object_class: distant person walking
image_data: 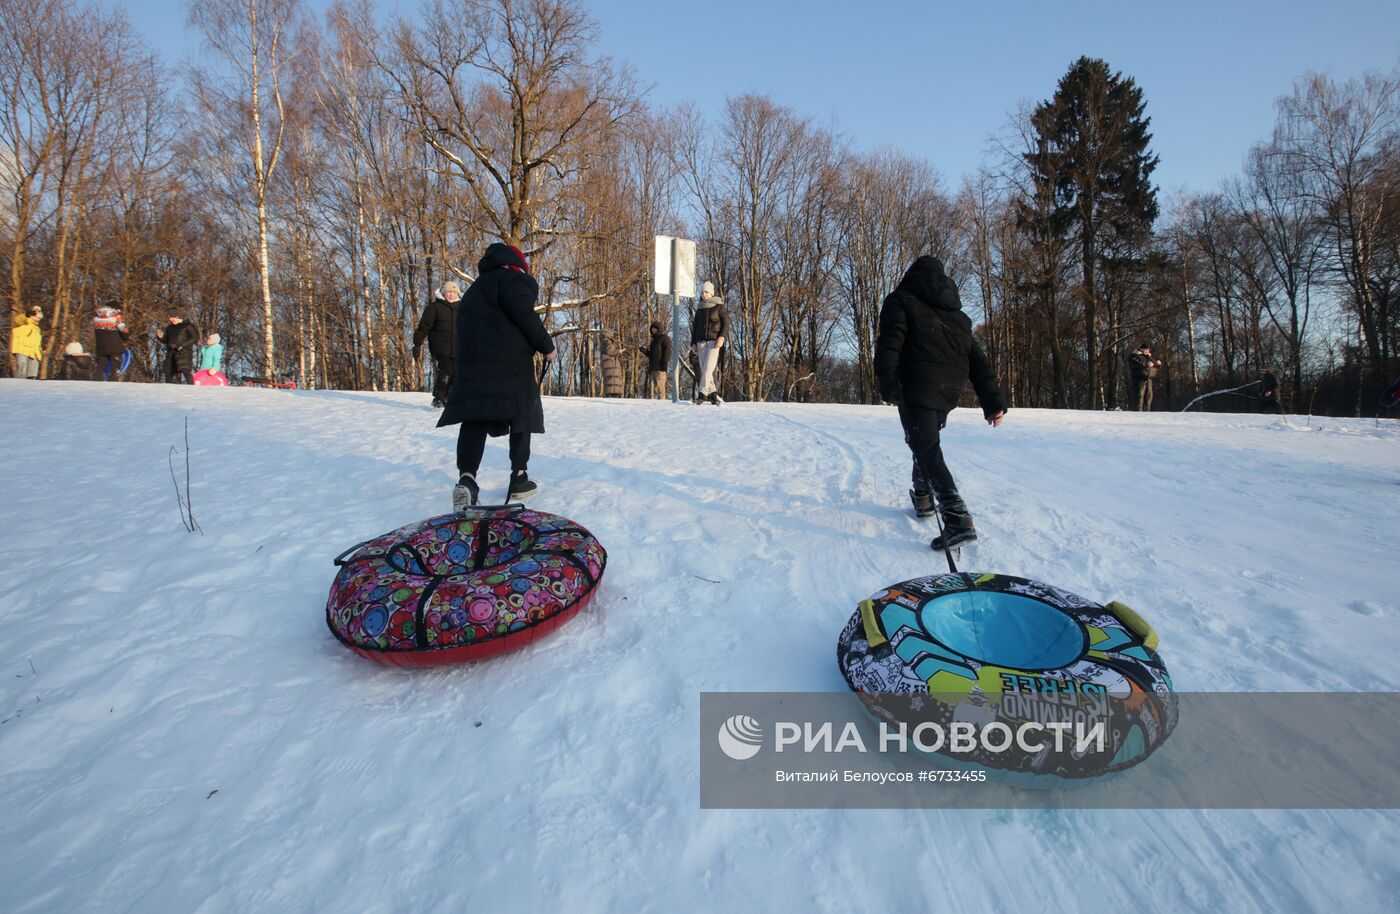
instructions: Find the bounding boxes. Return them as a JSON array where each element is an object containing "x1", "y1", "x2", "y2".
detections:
[
  {"x1": 1129, "y1": 343, "x2": 1162, "y2": 411},
  {"x1": 639, "y1": 321, "x2": 672, "y2": 399},
  {"x1": 92, "y1": 300, "x2": 130, "y2": 380},
  {"x1": 10, "y1": 306, "x2": 43, "y2": 379},
  {"x1": 875, "y1": 256, "x2": 1006, "y2": 552},
  {"x1": 156, "y1": 313, "x2": 199, "y2": 384},
  {"x1": 414, "y1": 281, "x2": 460, "y2": 408},
  {"x1": 440, "y1": 243, "x2": 556, "y2": 508},
  {"x1": 1260, "y1": 368, "x2": 1284, "y2": 415},
  {"x1": 690, "y1": 281, "x2": 728, "y2": 405},
  {"x1": 600, "y1": 332, "x2": 624, "y2": 398}
]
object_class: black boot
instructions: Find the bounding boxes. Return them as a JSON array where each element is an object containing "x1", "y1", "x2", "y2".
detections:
[
  {"x1": 507, "y1": 471, "x2": 540, "y2": 502},
  {"x1": 909, "y1": 462, "x2": 935, "y2": 517},
  {"x1": 930, "y1": 517, "x2": 977, "y2": 552},
  {"x1": 929, "y1": 489, "x2": 976, "y2": 551},
  {"x1": 909, "y1": 489, "x2": 935, "y2": 518}
]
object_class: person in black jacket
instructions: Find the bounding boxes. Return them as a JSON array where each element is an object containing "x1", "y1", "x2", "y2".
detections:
[
  {"x1": 690, "y1": 281, "x2": 728, "y2": 405},
  {"x1": 1260, "y1": 367, "x2": 1284, "y2": 415},
  {"x1": 413, "y1": 281, "x2": 460, "y2": 408},
  {"x1": 1128, "y1": 343, "x2": 1162, "y2": 411},
  {"x1": 875, "y1": 256, "x2": 1006, "y2": 552},
  {"x1": 639, "y1": 322, "x2": 672, "y2": 399},
  {"x1": 92, "y1": 300, "x2": 130, "y2": 381},
  {"x1": 439, "y1": 243, "x2": 556, "y2": 507},
  {"x1": 156, "y1": 313, "x2": 199, "y2": 384}
]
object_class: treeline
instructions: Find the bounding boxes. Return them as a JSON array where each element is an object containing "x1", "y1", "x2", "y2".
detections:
[{"x1": 3, "y1": 0, "x2": 1397, "y2": 413}]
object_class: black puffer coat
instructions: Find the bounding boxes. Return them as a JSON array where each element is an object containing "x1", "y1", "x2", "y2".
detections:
[
  {"x1": 690, "y1": 298, "x2": 728, "y2": 344},
  {"x1": 642, "y1": 327, "x2": 672, "y2": 372},
  {"x1": 874, "y1": 256, "x2": 1005, "y2": 417},
  {"x1": 160, "y1": 321, "x2": 199, "y2": 373},
  {"x1": 437, "y1": 244, "x2": 555, "y2": 433},
  {"x1": 413, "y1": 295, "x2": 457, "y2": 357},
  {"x1": 1129, "y1": 350, "x2": 1158, "y2": 382},
  {"x1": 60, "y1": 353, "x2": 94, "y2": 381}
]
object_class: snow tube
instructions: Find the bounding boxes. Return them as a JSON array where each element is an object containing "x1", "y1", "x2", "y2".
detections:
[
  {"x1": 838, "y1": 573, "x2": 1177, "y2": 779},
  {"x1": 193, "y1": 369, "x2": 229, "y2": 386},
  {"x1": 103, "y1": 349, "x2": 131, "y2": 379},
  {"x1": 326, "y1": 506, "x2": 606, "y2": 668}
]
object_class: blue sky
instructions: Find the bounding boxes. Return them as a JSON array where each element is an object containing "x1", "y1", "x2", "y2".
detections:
[{"x1": 109, "y1": 0, "x2": 1399, "y2": 197}]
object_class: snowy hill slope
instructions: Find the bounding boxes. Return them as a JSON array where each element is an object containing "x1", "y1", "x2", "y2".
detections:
[{"x1": 1, "y1": 380, "x2": 1397, "y2": 912}]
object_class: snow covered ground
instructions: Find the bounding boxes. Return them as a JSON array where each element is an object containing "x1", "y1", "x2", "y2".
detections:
[{"x1": 1, "y1": 379, "x2": 1397, "y2": 913}]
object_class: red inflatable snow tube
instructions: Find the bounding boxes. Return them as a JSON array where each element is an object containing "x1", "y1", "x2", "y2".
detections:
[{"x1": 326, "y1": 506, "x2": 606, "y2": 667}]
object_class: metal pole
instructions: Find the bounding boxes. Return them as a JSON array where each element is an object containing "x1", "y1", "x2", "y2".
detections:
[{"x1": 670, "y1": 237, "x2": 681, "y2": 403}]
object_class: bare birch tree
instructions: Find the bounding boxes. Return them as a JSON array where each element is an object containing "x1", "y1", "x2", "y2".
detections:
[{"x1": 189, "y1": 0, "x2": 299, "y2": 376}]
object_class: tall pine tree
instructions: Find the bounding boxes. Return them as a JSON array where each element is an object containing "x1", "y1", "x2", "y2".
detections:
[
  {"x1": 1017, "y1": 105, "x2": 1075, "y2": 408},
  {"x1": 1029, "y1": 57, "x2": 1159, "y2": 408}
]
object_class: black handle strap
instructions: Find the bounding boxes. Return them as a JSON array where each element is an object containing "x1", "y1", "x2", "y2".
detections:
[{"x1": 333, "y1": 538, "x2": 378, "y2": 567}]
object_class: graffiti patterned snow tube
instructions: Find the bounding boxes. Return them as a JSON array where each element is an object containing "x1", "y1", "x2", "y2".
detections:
[
  {"x1": 838, "y1": 573, "x2": 1176, "y2": 779},
  {"x1": 327, "y1": 506, "x2": 606, "y2": 667}
]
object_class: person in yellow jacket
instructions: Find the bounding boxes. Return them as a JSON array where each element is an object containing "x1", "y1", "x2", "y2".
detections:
[{"x1": 11, "y1": 306, "x2": 43, "y2": 379}]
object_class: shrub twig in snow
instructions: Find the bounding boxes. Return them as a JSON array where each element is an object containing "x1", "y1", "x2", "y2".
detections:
[{"x1": 168, "y1": 416, "x2": 202, "y2": 534}]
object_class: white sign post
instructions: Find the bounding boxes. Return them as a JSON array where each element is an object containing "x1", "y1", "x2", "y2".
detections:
[{"x1": 654, "y1": 235, "x2": 696, "y2": 403}]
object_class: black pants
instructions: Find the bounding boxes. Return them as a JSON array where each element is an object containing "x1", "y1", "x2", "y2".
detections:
[
  {"x1": 431, "y1": 354, "x2": 453, "y2": 403},
  {"x1": 457, "y1": 422, "x2": 530, "y2": 476},
  {"x1": 1261, "y1": 394, "x2": 1283, "y2": 415},
  {"x1": 899, "y1": 404, "x2": 967, "y2": 514},
  {"x1": 97, "y1": 354, "x2": 119, "y2": 380}
]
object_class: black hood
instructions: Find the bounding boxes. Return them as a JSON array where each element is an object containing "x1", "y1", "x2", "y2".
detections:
[
  {"x1": 897, "y1": 256, "x2": 961, "y2": 311},
  {"x1": 478, "y1": 243, "x2": 528, "y2": 275}
]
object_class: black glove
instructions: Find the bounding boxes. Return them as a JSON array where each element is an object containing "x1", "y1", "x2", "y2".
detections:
[
  {"x1": 879, "y1": 382, "x2": 902, "y2": 406},
  {"x1": 412, "y1": 346, "x2": 421, "y2": 361}
]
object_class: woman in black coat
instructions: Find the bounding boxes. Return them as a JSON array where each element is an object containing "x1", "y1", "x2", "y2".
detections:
[
  {"x1": 413, "y1": 282, "x2": 460, "y2": 408},
  {"x1": 439, "y1": 243, "x2": 556, "y2": 506},
  {"x1": 156, "y1": 315, "x2": 199, "y2": 384}
]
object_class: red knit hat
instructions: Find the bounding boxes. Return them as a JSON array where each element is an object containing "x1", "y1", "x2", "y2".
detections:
[{"x1": 506, "y1": 245, "x2": 530, "y2": 274}]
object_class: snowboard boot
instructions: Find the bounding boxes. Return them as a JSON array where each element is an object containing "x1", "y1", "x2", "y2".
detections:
[
  {"x1": 506, "y1": 471, "x2": 540, "y2": 502},
  {"x1": 910, "y1": 489, "x2": 936, "y2": 519},
  {"x1": 708, "y1": 392, "x2": 724, "y2": 406},
  {"x1": 453, "y1": 473, "x2": 480, "y2": 511},
  {"x1": 930, "y1": 519, "x2": 977, "y2": 552},
  {"x1": 929, "y1": 490, "x2": 976, "y2": 551}
]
